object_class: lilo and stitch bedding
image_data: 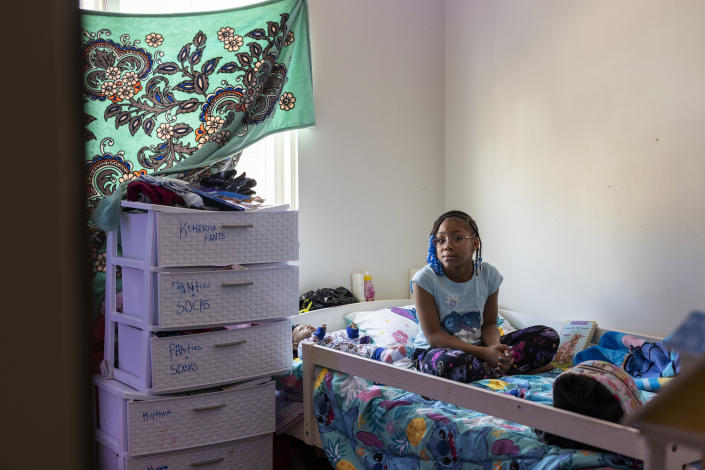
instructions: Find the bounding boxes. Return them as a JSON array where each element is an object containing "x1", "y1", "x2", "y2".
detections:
[
  {"x1": 286, "y1": 303, "x2": 671, "y2": 468},
  {"x1": 303, "y1": 306, "x2": 648, "y2": 468},
  {"x1": 312, "y1": 366, "x2": 647, "y2": 469},
  {"x1": 574, "y1": 330, "x2": 679, "y2": 392}
]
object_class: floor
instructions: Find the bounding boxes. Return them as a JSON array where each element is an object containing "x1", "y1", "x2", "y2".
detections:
[{"x1": 273, "y1": 433, "x2": 333, "y2": 469}]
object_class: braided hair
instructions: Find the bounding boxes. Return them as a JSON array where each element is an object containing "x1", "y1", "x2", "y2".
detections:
[{"x1": 426, "y1": 210, "x2": 483, "y2": 276}]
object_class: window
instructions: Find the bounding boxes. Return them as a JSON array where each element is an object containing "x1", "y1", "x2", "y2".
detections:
[
  {"x1": 80, "y1": 0, "x2": 270, "y2": 14},
  {"x1": 237, "y1": 131, "x2": 299, "y2": 209},
  {"x1": 79, "y1": 0, "x2": 299, "y2": 209}
]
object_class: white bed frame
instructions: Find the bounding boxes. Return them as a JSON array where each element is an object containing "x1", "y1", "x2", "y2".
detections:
[{"x1": 284, "y1": 300, "x2": 700, "y2": 470}]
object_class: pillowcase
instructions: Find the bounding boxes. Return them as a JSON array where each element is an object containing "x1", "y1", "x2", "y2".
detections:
[
  {"x1": 344, "y1": 305, "x2": 419, "y2": 347},
  {"x1": 551, "y1": 320, "x2": 598, "y2": 369},
  {"x1": 389, "y1": 305, "x2": 418, "y2": 323},
  {"x1": 346, "y1": 306, "x2": 518, "y2": 347},
  {"x1": 497, "y1": 312, "x2": 517, "y2": 336}
]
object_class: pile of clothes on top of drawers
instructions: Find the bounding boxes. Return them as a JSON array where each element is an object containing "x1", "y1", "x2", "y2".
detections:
[{"x1": 126, "y1": 169, "x2": 261, "y2": 211}]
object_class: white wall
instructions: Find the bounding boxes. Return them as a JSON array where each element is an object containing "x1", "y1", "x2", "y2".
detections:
[
  {"x1": 298, "y1": 0, "x2": 445, "y2": 300},
  {"x1": 445, "y1": 0, "x2": 705, "y2": 337}
]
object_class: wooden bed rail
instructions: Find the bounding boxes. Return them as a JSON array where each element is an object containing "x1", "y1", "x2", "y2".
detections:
[{"x1": 301, "y1": 343, "x2": 700, "y2": 470}]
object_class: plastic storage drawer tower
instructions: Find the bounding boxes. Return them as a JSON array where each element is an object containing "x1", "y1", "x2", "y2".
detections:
[{"x1": 94, "y1": 201, "x2": 297, "y2": 470}]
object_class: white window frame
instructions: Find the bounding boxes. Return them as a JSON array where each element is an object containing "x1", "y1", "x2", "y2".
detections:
[
  {"x1": 79, "y1": 0, "x2": 299, "y2": 209},
  {"x1": 237, "y1": 132, "x2": 299, "y2": 209},
  {"x1": 271, "y1": 131, "x2": 299, "y2": 209}
]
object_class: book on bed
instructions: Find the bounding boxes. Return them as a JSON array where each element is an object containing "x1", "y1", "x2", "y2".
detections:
[{"x1": 551, "y1": 320, "x2": 598, "y2": 369}]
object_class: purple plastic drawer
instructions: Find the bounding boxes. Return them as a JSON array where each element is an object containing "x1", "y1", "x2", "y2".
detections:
[
  {"x1": 96, "y1": 434, "x2": 272, "y2": 470},
  {"x1": 120, "y1": 263, "x2": 298, "y2": 329},
  {"x1": 107, "y1": 319, "x2": 291, "y2": 394},
  {"x1": 120, "y1": 207, "x2": 298, "y2": 268},
  {"x1": 93, "y1": 376, "x2": 275, "y2": 457}
]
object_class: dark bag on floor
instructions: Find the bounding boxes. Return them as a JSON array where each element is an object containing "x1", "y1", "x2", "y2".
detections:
[
  {"x1": 538, "y1": 360, "x2": 643, "y2": 449},
  {"x1": 299, "y1": 287, "x2": 357, "y2": 312}
]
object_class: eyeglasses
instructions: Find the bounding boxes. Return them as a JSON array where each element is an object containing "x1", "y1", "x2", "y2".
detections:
[{"x1": 433, "y1": 235, "x2": 475, "y2": 247}]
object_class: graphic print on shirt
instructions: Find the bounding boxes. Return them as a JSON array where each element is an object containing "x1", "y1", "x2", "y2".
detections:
[
  {"x1": 442, "y1": 311, "x2": 481, "y2": 335},
  {"x1": 447, "y1": 295, "x2": 459, "y2": 310}
]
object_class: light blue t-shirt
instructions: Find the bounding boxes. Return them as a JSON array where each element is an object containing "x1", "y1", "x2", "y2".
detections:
[{"x1": 411, "y1": 262, "x2": 503, "y2": 348}]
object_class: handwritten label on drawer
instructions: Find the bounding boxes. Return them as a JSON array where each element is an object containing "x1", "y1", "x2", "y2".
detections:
[
  {"x1": 170, "y1": 280, "x2": 212, "y2": 316},
  {"x1": 168, "y1": 341, "x2": 202, "y2": 376},
  {"x1": 178, "y1": 219, "x2": 226, "y2": 245},
  {"x1": 141, "y1": 409, "x2": 173, "y2": 422}
]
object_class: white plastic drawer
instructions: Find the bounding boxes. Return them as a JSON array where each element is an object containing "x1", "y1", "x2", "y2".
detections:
[
  {"x1": 94, "y1": 376, "x2": 275, "y2": 457},
  {"x1": 120, "y1": 208, "x2": 298, "y2": 267},
  {"x1": 96, "y1": 434, "x2": 272, "y2": 470},
  {"x1": 112, "y1": 319, "x2": 292, "y2": 394},
  {"x1": 121, "y1": 263, "x2": 298, "y2": 329}
]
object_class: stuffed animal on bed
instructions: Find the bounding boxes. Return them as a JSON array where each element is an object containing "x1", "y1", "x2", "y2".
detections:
[{"x1": 293, "y1": 323, "x2": 408, "y2": 364}]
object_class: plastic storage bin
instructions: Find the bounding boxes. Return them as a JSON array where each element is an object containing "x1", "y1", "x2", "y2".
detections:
[
  {"x1": 120, "y1": 262, "x2": 298, "y2": 329},
  {"x1": 93, "y1": 376, "x2": 275, "y2": 456},
  {"x1": 105, "y1": 318, "x2": 292, "y2": 394},
  {"x1": 119, "y1": 202, "x2": 298, "y2": 267},
  {"x1": 96, "y1": 433, "x2": 272, "y2": 470}
]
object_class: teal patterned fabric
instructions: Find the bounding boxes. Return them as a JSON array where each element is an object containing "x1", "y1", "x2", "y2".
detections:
[
  {"x1": 312, "y1": 367, "x2": 645, "y2": 469},
  {"x1": 80, "y1": 0, "x2": 314, "y2": 318},
  {"x1": 81, "y1": 0, "x2": 313, "y2": 219}
]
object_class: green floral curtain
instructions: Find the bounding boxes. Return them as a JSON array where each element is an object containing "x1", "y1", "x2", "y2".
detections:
[{"x1": 80, "y1": 0, "x2": 314, "y2": 321}]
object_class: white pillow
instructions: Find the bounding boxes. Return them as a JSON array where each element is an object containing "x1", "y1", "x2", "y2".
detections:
[
  {"x1": 497, "y1": 312, "x2": 517, "y2": 336},
  {"x1": 345, "y1": 307, "x2": 518, "y2": 346},
  {"x1": 344, "y1": 306, "x2": 419, "y2": 347}
]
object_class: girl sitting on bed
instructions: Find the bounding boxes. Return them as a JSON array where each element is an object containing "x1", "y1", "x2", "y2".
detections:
[{"x1": 411, "y1": 210, "x2": 559, "y2": 383}]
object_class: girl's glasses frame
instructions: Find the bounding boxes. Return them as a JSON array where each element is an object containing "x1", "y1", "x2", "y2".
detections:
[{"x1": 433, "y1": 235, "x2": 476, "y2": 247}]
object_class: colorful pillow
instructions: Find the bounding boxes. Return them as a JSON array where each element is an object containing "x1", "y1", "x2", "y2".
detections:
[
  {"x1": 344, "y1": 306, "x2": 419, "y2": 347},
  {"x1": 389, "y1": 305, "x2": 418, "y2": 323},
  {"x1": 345, "y1": 305, "x2": 518, "y2": 347}
]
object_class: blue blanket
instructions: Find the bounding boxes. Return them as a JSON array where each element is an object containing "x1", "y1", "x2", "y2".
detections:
[
  {"x1": 574, "y1": 331, "x2": 679, "y2": 391},
  {"x1": 313, "y1": 366, "x2": 646, "y2": 469}
]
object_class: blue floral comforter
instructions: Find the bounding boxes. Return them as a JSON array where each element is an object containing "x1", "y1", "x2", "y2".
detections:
[{"x1": 312, "y1": 366, "x2": 645, "y2": 469}]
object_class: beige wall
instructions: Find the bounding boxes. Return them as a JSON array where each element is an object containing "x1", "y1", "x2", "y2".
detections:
[
  {"x1": 298, "y1": 0, "x2": 445, "y2": 299},
  {"x1": 445, "y1": 0, "x2": 705, "y2": 336}
]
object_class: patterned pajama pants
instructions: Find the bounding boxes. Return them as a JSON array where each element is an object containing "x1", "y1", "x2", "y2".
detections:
[{"x1": 413, "y1": 325, "x2": 559, "y2": 383}]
